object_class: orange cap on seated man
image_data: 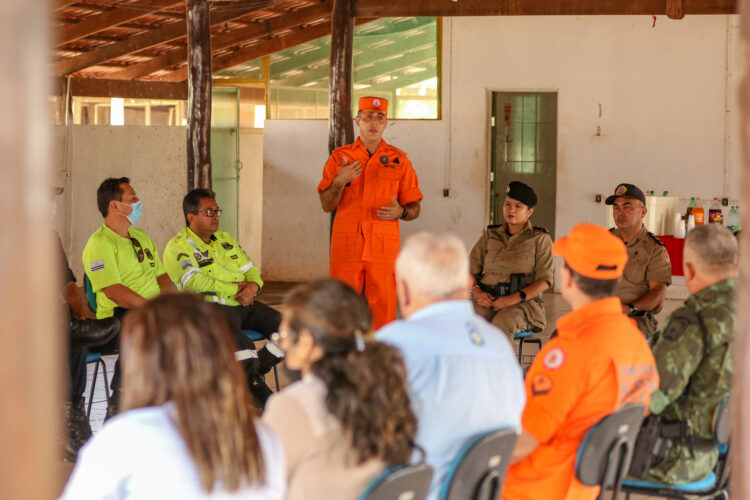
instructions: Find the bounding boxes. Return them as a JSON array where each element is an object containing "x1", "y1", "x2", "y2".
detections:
[
  {"x1": 552, "y1": 223, "x2": 628, "y2": 279},
  {"x1": 359, "y1": 96, "x2": 388, "y2": 115}
]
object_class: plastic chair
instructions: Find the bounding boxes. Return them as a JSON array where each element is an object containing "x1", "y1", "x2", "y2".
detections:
[
  {"x1": 359, "y1": 463, "x2": 434, "y2": 500},
  {"x1": 575, "y1": 403, "x2": 646, "y2": 500},
  {"x1": 242, "y1": 330, "x2": 280, "y2": 390},
  {"x1": 440, "y1": 428, "x2": 518, "y2": 500},
  {"x1": 84, "y1": 274, "x2": 97, "y2": 313},
  {"x1": 85, "y1": 351, "x2": 110, "y2": 419},
  {"x1": 513, "y1": 331, "x2": 542, "y2": 365},
  {"x1": 621, "y1": 399, "x2": 731, "y2": 500}
]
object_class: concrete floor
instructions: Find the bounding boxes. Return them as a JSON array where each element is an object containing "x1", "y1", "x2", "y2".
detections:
[{"x1": 82, "y1": 286, "x2": 681, "y2": 499}]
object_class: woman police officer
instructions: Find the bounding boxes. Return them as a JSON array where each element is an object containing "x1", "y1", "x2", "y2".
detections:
[{"x1": 469, "y1": 181, "x2": 554, "y2": 340}]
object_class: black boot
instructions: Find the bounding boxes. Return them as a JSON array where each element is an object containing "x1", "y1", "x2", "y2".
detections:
[
  {"x1": 249, "y1": 376, "x2": 274, "y2": 409},
  {"x1": 64, "y1": 398, "x2": 92, "y2": 462},
  {"x1": 70, "y1": 316, "x2": 120, "y2": 351},
  {"x1": 257, "y1": 345, "x2": 284, "y2": 375}
]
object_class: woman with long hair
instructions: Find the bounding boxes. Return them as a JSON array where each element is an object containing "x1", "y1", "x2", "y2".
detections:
[
  {"x1": 262, "y1": 278, "x2": 418, "y2": 499},
  {"x1": 60, "y1": 293, "x2": 285, "y2": 499}
]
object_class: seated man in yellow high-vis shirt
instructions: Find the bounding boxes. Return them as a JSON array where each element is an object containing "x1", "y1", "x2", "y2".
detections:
[
  {"x1": 164, "y1": 188, "x2": 284, "y2": 406},
  {"x1": 82, "y1": 177, "x2": 175, "y2": 415}
]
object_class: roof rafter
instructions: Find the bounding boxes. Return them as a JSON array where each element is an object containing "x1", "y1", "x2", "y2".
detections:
[{"x1": 54, "y1": 0, "x2": 274, "y2": 76}]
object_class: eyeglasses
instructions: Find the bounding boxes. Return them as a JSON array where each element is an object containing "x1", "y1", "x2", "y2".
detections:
[
  {"x1": 195, "y1": 208, "x2": 223, "y2": 217},
  {"x1": 130, "y1": 237, "x2": 144, "y2": 263}
]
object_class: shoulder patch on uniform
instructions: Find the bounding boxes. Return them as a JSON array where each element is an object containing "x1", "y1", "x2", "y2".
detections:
[
  {"x1": 543, "y1": 347, "x2": 565, "y2": 370},
  {"x1": 180, "y1": 259, "x2": 192, "y2": 270},
  {"x1": 647, "y1": 231, "x2": 666, "y2": 247},
  {"x1": 663, "y1": 308, "x2": 701, "y2": 341},
  {"x1": 90, "y1": 259, "x2": 104, "y2": 272},
  {"x1": 465, "y1": 322, "x2": 485, "y2": 346},
  {"x1": 531, "y1": 373, "x2": 553, "y2": 396},
  {"x1": 533, "y1": 226, "x2": 549, "y2": 234}
]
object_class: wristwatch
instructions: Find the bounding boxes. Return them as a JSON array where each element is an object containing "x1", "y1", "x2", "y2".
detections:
[
  {"x1": 518, "y1": 290, "x2": 527, "y2": 302},
  {"x1": 400, "y1": 207, "x2": 409, "y2": 219},
  {"x1": 627, "y1": 303, "x2": 638, "y2": 316}
]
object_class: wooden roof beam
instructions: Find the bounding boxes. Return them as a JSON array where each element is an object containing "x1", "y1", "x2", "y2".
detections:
[
  {"x1": 354, "y1": 0, "x2": 737, "y2": 17},
  {"x1": 54, "y1": 0, "x2": 273, "y2": 76},
  {"x1": 52, "y1": 77, "x2": 188, "y2": 100},
  {"x1": 55, "y1": 0, "x2": 182, "y2": 45},
  {"x1": 105, "y1": 3, "x2": 334, "y2": 80}
]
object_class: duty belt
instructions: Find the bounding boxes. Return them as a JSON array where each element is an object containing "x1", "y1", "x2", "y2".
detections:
[{"x1": 477, "y1": 273, "x2": 527, "y2": 298}]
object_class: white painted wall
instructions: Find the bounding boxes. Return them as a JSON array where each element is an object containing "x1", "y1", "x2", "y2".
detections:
[
  {"x1": 239, "y1": 129, "x2": 264, "y2": 267},
  {"x1": 57, "y1": 125, "x2": 187, "y2": 280},
  {"x1": 262, "y1": 14, "x2": 744, "y2": 281}
]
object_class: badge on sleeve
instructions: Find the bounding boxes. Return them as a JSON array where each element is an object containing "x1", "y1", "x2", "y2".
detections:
[
  {"x1": 531, "y1": 373, "x2": 553, "y2": 396},
  {"x1": 543, "y1": 347, "x2": 565, "y2": 370},
  {"x1": 90, "y1": 260, "x2": 104, "y2": 272},
  {"x1": 180, "y1": 259, "x2": 192, "y2": 270},
  {"x1": 465, "y1": 322, "x2": 485, "y2": 346}
]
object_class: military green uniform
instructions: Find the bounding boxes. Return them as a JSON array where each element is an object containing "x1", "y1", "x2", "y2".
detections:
[
  {"x1": 610, "y1": 225, "x2": 672, "y2": 338},
  {"x1": 469, "y1": 221, "x2": 554, "y2": 338},
  {"x1": 645, "y1": 278, "x2": 735, "y2": 484}
]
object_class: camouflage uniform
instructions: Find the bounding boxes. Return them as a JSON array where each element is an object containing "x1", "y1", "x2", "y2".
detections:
[
  {"x1": 469, "y1": 222, "x2": 554, "y2": 339},
  {"x1": 610, "y1": 225, "x2": 672, "y2": 338},
  {"x1": 645, "y1": 278, "x2": 735, "y2": 484}
]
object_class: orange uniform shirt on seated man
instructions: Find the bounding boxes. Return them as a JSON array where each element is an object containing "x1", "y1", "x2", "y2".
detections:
[
  {"x1": 502, "y1": 223, "x2": 659, "y2": 500},
  {"x1": 318, "y1": 97, "x2": 423, "y2": 328}
]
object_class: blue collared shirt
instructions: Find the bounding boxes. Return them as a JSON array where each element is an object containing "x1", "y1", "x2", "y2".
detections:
[{"x1": 377, "y1": 300, "x2": 526, "y2": 500}]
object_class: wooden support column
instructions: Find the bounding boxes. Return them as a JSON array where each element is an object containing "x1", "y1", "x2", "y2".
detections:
[
  {"x1": 186, "y1": 0, "x2": 212, "y2": 190},
  {"x1": 0, "y1": 0, "x2": 60, "y2": 498},
  {"x1": 328, "y1": 0, "x2": 355, "y2": 155},
  {"x1": 735, "y1": 0, "x2": 750, "y2": 494}
]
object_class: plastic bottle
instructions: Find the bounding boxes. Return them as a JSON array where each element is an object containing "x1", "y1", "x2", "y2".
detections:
[
  {"x1": 709, "y1": 198, "x2": 723, "y2": 224},
  {"x1": 687, "y1": 214, "x2": 696, "y2": 231},
  {"x1": 726, "y1": 206, "x2": 741, "y2": 233},
  {"x1": 693, "y1": 197, "x2": 705, "y2": 225},
  {"x1": 686, "y1": 197, "x2": 696, "y2": 217}
]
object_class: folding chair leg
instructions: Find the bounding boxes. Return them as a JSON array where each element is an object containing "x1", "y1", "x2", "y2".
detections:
[
  {"x1": 273, "y1": 365, "x2": 280, "y2": 391},
  {"x1": 100, "y1": 359, "x2": 110, "y2": 401},
  {"x1": 87, "y1": 361, "x2": 99, "y2": 419}
]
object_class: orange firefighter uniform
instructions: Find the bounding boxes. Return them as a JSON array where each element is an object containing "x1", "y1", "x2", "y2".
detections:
[{"x1": 318, "y1": 103, "x2": 422, "y2": 329}]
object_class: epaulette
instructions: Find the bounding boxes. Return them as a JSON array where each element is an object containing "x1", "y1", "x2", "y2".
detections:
[
  {"x1": 487, "y1": 224, "x2": 502, "y2": 229},
  {"x1": 385, "y1": 144, "x2": 408, "y2": 157},
  {"x1": 647, "y1": 231, "x2": 666, "y2": 247},
  {"x1": 533, "y1": 226, "x2": 549, "y2": 234}
]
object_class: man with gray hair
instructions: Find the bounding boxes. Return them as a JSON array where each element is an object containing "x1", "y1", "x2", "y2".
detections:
[
  {"x1": 629, "y1": 224, "x2": 737, "y2": 485},
  {"x1": 377, "y1": 232, "x2": 526, "y2": 499}
]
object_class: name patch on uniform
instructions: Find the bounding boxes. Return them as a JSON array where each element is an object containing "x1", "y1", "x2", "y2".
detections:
[
  {"x1": 90, "y1": 260, "x2": 104, "y2": 272},
  {"x1": 531, "y1": 373, "x2": 553, "y2": 396},
  {"x1": 465, "y1": 322, "x2": 485, "y2": 346},
  {"x1": 543, "y1": 347, "x2": 565, "y2": 370},
  {"x1": 180, "y1": 259, "x2": 193, "y2": 270}
]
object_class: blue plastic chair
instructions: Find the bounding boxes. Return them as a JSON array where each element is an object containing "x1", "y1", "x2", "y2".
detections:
[
  {"x1": 85, "y1": 351, "x2": 110, "y2": 419},
  {"x1": 440, "y1": 428, "x2": 518, "y2": 500},
  {"x1": 243, "y1": 330, "x2": 280, "y2": 390},
  {"x1": 513, "y1": 331, "x2": 541, "y2": 365},
  {"x1": 621, "y1": 399, "x2": 731, "y2": 500},
  {"x1": 359, "y1": 463, "x2": 433, "y2": 500}
]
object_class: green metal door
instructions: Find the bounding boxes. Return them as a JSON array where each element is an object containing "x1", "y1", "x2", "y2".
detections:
[
  {"x1": 490, "y1": 92, "x2": 557, "y2": 237},
  {"x1": 211, "y1": 87, "x2": 240, "y2": 236}
]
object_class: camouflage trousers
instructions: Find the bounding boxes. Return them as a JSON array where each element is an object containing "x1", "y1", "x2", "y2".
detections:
[
  {"x1": 63, "y1": 398, "x2": 92, "y2": 462},
  {"x1": 645, "y1": 443, "x2": 718, "y2": 485}
]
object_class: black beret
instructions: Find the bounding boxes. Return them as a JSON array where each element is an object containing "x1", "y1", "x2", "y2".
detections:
[
  {"x1": 604, "y1": 183, "x2": 646, "y2": 205},
  {"x1": 505, "y1": 181, "x2": 537, "y2": 208}
]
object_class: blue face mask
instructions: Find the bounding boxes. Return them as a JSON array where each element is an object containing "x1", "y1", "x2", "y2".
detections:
[{"x1": 126, "y1": 200, "x2": 143, "y2": 225}]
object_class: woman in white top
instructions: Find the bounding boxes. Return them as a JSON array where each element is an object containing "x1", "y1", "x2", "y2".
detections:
[
  {"x1": 262, "y1": 279, "x2": 418, "y2": 500},
  {"x1": 61, "y1": 293, "x2": 286, "y2": 500}
]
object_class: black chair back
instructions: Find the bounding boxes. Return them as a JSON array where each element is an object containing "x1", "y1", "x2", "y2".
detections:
[
  {"x1": 575, "y1": 403, "x2": 645, "y2": 500},
  {"x1": 441, "y1": 428, "x2": 518, "y2": 500},
  {"x1": 360, "y1": 463, "x2": 433, "y2": 500}
]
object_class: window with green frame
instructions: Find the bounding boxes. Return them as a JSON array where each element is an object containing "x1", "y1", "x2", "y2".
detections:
[{"x1": 215, "y1": 17, "x2": 440, "y2": 120}]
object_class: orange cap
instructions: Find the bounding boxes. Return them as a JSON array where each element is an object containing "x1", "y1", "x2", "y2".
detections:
[
  {"x1": 552, "y1": 223, "x2": 628, "y2": 279},
  {"x1": 359, "y1": 96, "x2": 388, "y2": 115}
]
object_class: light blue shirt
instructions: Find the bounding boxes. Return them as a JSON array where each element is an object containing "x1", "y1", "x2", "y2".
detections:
[{"x1": 377, "y1": 300, "x2": 525, "y2": 500}]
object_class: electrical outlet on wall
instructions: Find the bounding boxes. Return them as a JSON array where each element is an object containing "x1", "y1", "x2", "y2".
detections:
[{"x1": 595, "y1": 194, "x2": 602, "y2": 203}]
